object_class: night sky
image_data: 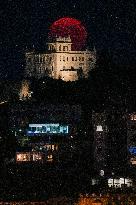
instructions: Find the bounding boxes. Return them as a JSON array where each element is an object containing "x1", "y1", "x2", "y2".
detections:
[{"x1": 0, "y1": 0, "x2": 136, "y2": 78}]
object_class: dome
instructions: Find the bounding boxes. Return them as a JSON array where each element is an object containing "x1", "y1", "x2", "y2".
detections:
[{"x1": 49, "y1": 17, "x2": 87, "y2": 50}]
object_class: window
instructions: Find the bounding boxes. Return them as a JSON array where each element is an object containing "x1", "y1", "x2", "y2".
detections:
[
  {"x1": 52, "y1": 145, "x2": 55, "y2": 150},
  {"x1": 82, "y1": 57, "x2": 84, "y2": 61},
  {"x1": 88, "y1": 57, "x2": 93, "y2": 62},
  {"x1": 47, "y1": 154, "x2": 53, "y2": 162},
  {"x1": 75, "y1": 57, "x2": 77, "y2": 61},
  {"x1": 130, "y1": 114, "x2": 136, "y2": 121},
  {"x1": 48, "y1": 154, "x2": 53, "y2": 159},
  {"x1": 79, "y1": 57, "x2": 81, "y2": 61},
  {"x1": 40, "y1": 57, "x2": 43, "y2": 63},
  {"x1": 63, "y1": 46, "x2": 68, "y2": 51},
  {"x1": 96, "y1": 125, "x2": 103, "y2": 131},
  {"x1": 32, "y1": 127, "x2": 36, "y2": 132},
  {"x1": 67, "y1": 57, "x2": 68, "y2": 61},
  {"x1": 63, "y1": 56, "x2": 65, "y2": 61},
  {"x1": 72, "y1": 57, "x2": 74, "y2": 61},
  {"x1": 60, "y1": 56, "x2": 61, "y2": 61},
  {"x1": 71, "y1": 66, "x2": 74, "y2": 70},
  {"x1": 28, "y1": 58, "x2": 31, "y2": 63},
  {"x1": 59, "y1": 45, "x2": 61, "y2": 51}
]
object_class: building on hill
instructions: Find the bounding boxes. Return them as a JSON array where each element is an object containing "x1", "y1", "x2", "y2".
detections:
[{"x1": 25, "y1": 36, "x2": 96, "y2": 81}]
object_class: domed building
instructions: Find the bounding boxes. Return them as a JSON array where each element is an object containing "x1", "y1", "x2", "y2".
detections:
[{"x1": 25, "y1": 36, "x2": 96, "y2": 81}]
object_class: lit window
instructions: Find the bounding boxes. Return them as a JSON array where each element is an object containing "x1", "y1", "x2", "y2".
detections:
[
  {"x1": 47, "y1": 154, "x2": 53, "y2": 162},
  {"x1": 71, "y1": 66, "x2": 74, "y2": 70},
  {"x1": 100, "y1": 170, "x2": 104, "y2": 176},
  {"x1": 130, "y1": 114, "x2": 136, "y2": 121},
  {"x1": 96, "y1": 125, "x2": 103, "y2": 131},
  {"x1": 16, "y1": 153, "x2": 30, "y2": 162},
  {"x1": 33, "y1": 153, "x2": 42, "y2": 161},
  {"x1": 48, "y1": 154, "x2": 53, "y2": 159}
]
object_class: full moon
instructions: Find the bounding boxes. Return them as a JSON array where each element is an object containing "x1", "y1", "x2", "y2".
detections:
[{"x1": 49, "y1": 17, "x2": 87, "y2": 50}]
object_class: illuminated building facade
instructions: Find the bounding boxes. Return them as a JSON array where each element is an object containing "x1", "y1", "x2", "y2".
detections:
[{"x1": 25, "y1": 36, "x2": 96, "y2": 81}]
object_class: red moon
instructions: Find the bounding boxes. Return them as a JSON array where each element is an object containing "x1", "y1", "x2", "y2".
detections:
[{"x1": 49, "y1": 17, "x2": 87, "y2": 51}]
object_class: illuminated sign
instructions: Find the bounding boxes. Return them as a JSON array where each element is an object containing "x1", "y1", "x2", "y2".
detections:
[
  {"x1": 130, "y1": 114, "x2": 136, "y2": 121},
  {"x1": 27, "y1": 123, "x2": 68, "y2": 136},
  {"x1": 129, "y1": 147, "x2": 136, "y2": 155}
]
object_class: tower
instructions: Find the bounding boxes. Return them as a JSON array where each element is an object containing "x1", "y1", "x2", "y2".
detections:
[
  {"x1": 92, "y1": 111, "x2": 108, "y2": 173},
  {"x1": 47, "y1": 36, "x2": 72, "y2": 52},
  {"x1": 127, "y1": 113, "x2": 136, "y2": 165}
]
